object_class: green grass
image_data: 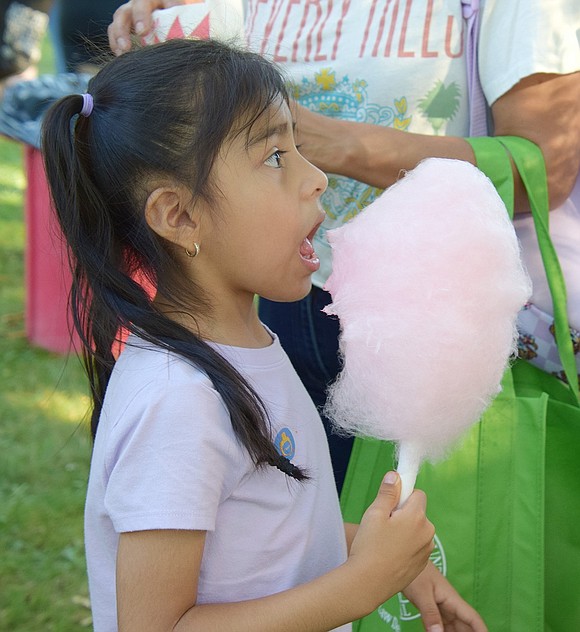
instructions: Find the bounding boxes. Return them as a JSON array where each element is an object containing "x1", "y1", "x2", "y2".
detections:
[{"x1": 0, "y1": 37, "x2": 93, "y2": 631}]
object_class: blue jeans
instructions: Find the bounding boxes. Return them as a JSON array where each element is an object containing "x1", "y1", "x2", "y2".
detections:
[{"x1": 259, "y1": 286, "x2": 354, "y2": 493}]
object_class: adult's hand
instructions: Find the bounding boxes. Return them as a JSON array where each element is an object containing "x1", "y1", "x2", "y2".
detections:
[{"x1": 108, "y1": 0, "x2": 193, "y2": 55}]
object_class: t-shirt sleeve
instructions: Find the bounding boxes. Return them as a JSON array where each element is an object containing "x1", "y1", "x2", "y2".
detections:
[
  {"x1": 479, "y1": 0, "x2": 580, "y2": 105},
  {"x1": 102, "y1": 378, "x2": 246, "y2": 534}
]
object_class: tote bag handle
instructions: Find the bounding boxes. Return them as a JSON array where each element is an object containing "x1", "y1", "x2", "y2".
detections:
[{"x1": 467, "y1": 135, "x2": 580, "y2": 405}]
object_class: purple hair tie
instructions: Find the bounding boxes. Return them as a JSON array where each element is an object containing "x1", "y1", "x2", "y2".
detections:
[{"x1": 80, "y1": 93, "x2": 94, "y2": 117}]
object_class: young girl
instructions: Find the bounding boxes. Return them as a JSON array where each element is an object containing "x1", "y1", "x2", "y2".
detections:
[{"x1": 42, "y1": 38, "x2": 446, "y2": 631}]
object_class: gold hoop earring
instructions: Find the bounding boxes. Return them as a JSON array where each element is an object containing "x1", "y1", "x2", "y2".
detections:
[{"x1": 184, "y1": 243, "x2": 200, "y2": 258}]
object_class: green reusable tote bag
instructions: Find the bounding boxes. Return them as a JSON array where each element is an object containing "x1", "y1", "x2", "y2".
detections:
[{"x1": 340, "y1": 137, "x2": 580, "y2": 632}]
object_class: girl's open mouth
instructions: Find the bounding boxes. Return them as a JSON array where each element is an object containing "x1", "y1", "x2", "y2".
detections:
[
  {"x1": 299, "y1": 217, "x2": 323, "y2": 271},
  {"x1": 300, "y1": 236, "x2": 320, "y2": 269}
]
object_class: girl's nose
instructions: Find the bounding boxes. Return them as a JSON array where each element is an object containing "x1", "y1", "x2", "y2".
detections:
[{"x1": 306, "y1": 159, "x2": 328, "y2": 198}]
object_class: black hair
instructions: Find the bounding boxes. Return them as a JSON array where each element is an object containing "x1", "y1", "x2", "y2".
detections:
[{"x1": 41, "y1": 38, "x2": 306, "y2": 481}]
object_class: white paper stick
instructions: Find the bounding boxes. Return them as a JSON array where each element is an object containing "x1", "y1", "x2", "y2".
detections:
[{"x1": 396, "y1": 441, "x2": 423, "y2": 507}]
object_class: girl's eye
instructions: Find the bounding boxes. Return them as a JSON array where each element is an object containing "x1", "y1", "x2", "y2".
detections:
[{"x1": 264, "y1": 150, "x2": 286, "y2": 168}]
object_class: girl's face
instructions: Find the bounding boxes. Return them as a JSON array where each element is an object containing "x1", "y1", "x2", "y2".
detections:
[{"x1": 197, "y1": 99, "x2": 328, "y2": 305}]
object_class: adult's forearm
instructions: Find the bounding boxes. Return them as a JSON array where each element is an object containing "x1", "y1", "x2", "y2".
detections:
[
  {"x1": 296, "y1": 71, "x2": 580, "y2": 215},
  {"x1": 302, "y1": 116, "x2": 541, "y2": 215},
  {"x1": 333, "y1": 119, "x2": 475, "y2": 189}
]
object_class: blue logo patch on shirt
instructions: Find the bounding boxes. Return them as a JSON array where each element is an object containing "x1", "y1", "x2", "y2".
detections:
[{"x1": 274, "y1": 427, "x2": 296, "y2": 460}]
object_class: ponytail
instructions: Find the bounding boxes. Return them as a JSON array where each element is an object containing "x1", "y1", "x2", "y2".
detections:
[
  {"x1": 42, "y1": 92, "x2": 146, "y2": 436},
  {"x1": 41, "y1": 40, "x2": 308, "y2": 481}
]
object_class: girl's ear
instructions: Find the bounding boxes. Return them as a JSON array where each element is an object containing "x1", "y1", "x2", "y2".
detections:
[{"x1": 144, "y1": 186, "x2": 199, "y2": 249}]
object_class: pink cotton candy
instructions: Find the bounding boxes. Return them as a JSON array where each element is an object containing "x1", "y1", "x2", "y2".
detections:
[{"x1": 323, "y1": 158, "x2": 531, "y2": 500}]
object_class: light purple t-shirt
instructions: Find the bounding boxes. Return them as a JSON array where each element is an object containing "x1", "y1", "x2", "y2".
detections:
[{"x1": 84, "y1": 332, "x2": 349, "y2": 631}]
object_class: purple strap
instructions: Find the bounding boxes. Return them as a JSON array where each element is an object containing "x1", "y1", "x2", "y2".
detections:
[{"x1": 461, "y1": 0, "x2": 488, "y2": 136}]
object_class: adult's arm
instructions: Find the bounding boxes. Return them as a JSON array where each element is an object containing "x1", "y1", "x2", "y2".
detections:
[{"x1": 294, "y1": 71, "x2": 580, "y2": 214}]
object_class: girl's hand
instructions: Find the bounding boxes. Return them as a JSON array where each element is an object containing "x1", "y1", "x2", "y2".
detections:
[
  {"x1": 403, "y1": 561, "x2": 488, "y2": 632},
  {"x1": 346, "y1": 471, "x2": 435, "y2": 614},
  {"x1": 108, "y1": 0, "x2": 193, "y2": 55}
]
